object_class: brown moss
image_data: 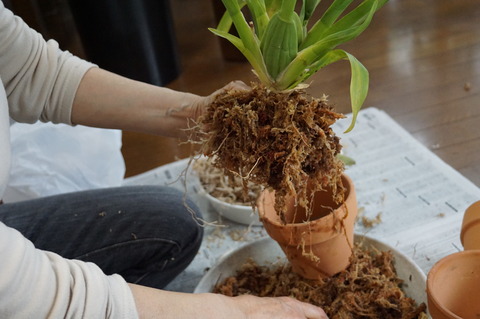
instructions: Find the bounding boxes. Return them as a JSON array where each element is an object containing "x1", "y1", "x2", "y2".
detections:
[
  {"x1": 198, "y1": 84, "x2": 345, "y2": 219},
  {"x1": 214, "y1": 244, "x2": 428, "y2": 319}
]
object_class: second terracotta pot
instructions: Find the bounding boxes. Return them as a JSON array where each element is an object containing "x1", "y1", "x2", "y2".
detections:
[
  {"x1": 427, "y1": 200, "x2": 480, "y2": 318},
  {"x1": 258, "y1": 174, "x2": 357, "y2": 279},
  {"x1": 460, "y1": 200, "x2": 480, "y2": 250},
  {"x1": 427, "y1": 250, "x2": 480, "y2": 319}
]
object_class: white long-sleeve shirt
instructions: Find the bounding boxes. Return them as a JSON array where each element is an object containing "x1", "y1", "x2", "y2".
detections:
[{"x1": 0, "y1": 2, "x2": 138, "y2": 318}]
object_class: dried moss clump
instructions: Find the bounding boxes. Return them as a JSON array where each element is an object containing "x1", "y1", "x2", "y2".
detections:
[
  {"x1": 193, "y1": 157, "x2": 262, "y2": 206},
  {"x1": 199, "y1": 84, "x2": 345, "y2": 219},
  {"x1": 214, "y1": 244, "x2": 427, "y2": 319}
]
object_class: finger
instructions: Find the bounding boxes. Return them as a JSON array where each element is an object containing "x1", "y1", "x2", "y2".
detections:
[
  {"x1": 224, "y1": 80, "x2": 250, "y2": 91},
  {"x1": 204, "y1": 80, "x2": 250, "y2": 108},
  {"x1": 282, "y1": 298, "x2": 329, "y2": 319},
  {"x1": 302, "y1": 303, "x2": 329, "y2": 319}
]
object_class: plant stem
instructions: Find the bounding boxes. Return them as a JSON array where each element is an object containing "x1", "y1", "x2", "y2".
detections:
[{"x1": 279, "y1": 0, "x2": 297, "y2": 20}]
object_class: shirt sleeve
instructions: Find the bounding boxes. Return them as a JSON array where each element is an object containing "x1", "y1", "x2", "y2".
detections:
[
  {"x1": 0, "y1": 2, "x2": 96, "y2": 125},
  {"x1": 0, "y1": 222, "x2": 139, "y2": 319}
]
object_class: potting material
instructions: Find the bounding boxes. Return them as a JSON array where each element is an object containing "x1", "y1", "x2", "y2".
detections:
[
  {"x1": 199, "y1": 84, "x2": 345, "y2": 219},
  {"x1": 214, "y1": 243, "x2": 427, "y2": 319},
  {"x1": 123, "y1": 107, "x2": 480, "y2": 293}
]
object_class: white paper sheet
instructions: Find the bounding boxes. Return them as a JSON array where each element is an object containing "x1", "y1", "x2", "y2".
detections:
[
  {"x1": 335, "y1": 108, "x2": 480, "y2": 273},
  {"x1": 123, "y1": 107, "x2": 480, "y2": 292}
]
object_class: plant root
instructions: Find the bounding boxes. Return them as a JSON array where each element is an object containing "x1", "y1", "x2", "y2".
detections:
[{"x1": 198, "y1": 83, "x2": 346, "y2": 219}]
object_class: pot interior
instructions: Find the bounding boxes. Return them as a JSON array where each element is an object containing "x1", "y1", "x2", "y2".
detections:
[
  {"x1": 428, "y1": 251, "x2": 480, "y2": 318},
  {"x1": 284, "y1": 175, "x2": 351, "y2": 224}
]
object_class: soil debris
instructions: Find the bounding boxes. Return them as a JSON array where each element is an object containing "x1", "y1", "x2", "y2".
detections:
[
  {"x1": 198, "y1": 84, "x2": 345, "y2": 220},
  {"x1": 361, "y1": 212, "x2": 383, "y2": 228},
  {"x1": 214, "y1": 244, "x2": 427, "y2": 319}
]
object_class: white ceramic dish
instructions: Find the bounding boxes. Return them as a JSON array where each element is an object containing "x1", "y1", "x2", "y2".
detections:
[
  {"x1": 194, "y1": 235, "x2": 428, "y2": 315},
  {"x1": 193, "y1": 155, "x2": 262, "y2": 226},
  {"x1": 200, "y1": 185, "x2": 263, "y2": 226}
]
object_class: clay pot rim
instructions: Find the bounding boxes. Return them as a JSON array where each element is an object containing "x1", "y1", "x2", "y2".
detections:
[
  {"x1": 427, "y1": 250, "x2": 480, "y2": 319},
  {"x1": 460, "y1": 200, "x2": 480, "y2": 250},
  {"x1": 257, "y1": 174, "x2": 354, "y2": 229},
  {"x1": 460, "y1": 219, "x2": 480, "y2": 248}
]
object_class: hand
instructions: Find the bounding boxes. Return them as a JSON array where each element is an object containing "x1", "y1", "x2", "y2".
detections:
[
  {"x1": 129, "y1": 284, "x2": 328, "y2": 319},
  {"x1": 146, "y1": 80, "x2": 250, "y2": 139},
  {"x1": 189, "y1": 80, "x2": 250, "y2": 122},
  {"x1": 180, "y1": 80, "x2": 249, "y2": 140},
  {"x1": 227, "y1": 294, "x2": 329, "y2": 319}
]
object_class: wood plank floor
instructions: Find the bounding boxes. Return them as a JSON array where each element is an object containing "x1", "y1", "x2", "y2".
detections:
[{"x1": 122, "y1": 0, "x2": 480, "y2": 186}]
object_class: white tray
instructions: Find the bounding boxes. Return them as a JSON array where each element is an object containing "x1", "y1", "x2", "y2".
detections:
[{"x1": 194, "y1": 235, "x2": 428, "y2": 315}]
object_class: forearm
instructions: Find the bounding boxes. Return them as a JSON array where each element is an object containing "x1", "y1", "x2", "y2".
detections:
[
  {"x1": 71, "y1": 67, "x2": 202, "y2": 138},
  {"x1": 128, "y1": 283, "x2": 329, "y2": 319},
  {"x1": 128, "y1": 284, "x2": 237, "y2": 319}
]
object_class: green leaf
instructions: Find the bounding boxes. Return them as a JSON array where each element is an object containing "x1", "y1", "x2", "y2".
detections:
[
  {"x1": 279, "y1": 0, "x2": 297, "y2": 20},
  {"x1": 277, "y1": 0, "x2": 378, "y2": 89},
  {"x1": 217, "y1": 12, "x2": 233, "y2": 32},
  {"x1": 324, "y1": 0, "x2": 380, "y2": 38},
  {"x1": 301, "y1": 0, "x2": 354, "y2": 49},
  {"x1": 246, "y1": 0, "x2": 270, "y2": 39},
  {"x1": 343, "y1": 51, "x2": 368, "y2": 133},
  {"x1": 301, "y1": 0, "x2": 383, "y2": 50},
  {"x1": 265, "y1": 0, "x2": 282, "y2": 17},
  {"x1": 320, "y1": 0, "x2": 354, "y2": 26},
  {"x1": 277, "y1": 49, "x2": 369, "y2": 132},
  {"x1": 217, "y1": 0, "x2": 272, "y2": 84},
  {"x1": 337, "y1": 153, "x2": 356, "y2": 166},
  {"x1": 217, "y1": 0, "x2": 247, "y2": 32},
  {"x1": 209, "y1": 28, "x2": 272, "y2": 85},
  {"x1": 220, "y1": 0, "x2": 258, "y2": 53},
  {"x1": 300, "y1": 0, "x2": 322, "y2": 24}
]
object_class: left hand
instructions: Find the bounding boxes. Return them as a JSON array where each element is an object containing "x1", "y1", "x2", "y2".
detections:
[{"x1": 188, "y1": 80, "x2": 250, "y2": 122}]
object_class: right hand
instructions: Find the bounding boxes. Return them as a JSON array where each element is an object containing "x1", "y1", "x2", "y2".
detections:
[
  {"x1": 129, "y1": 284, "x2": 328, "y2": 319},
  {"x1": 226, "y1": 294, "x2": 329, "y2": 319}
]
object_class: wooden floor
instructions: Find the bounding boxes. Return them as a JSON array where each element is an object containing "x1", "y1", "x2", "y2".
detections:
[{"x1": 123, "y1": 0, "x2": 480, "y2": 187}]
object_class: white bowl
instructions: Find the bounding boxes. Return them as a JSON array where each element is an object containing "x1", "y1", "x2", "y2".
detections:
[
  {"x1": 194, "y1": 235, "x2": 428, "y2": 316},
  {"x1": 202, "y1": 190, "x2": 263, "y2": 226}
]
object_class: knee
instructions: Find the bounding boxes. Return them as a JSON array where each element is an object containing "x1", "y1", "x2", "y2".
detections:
[{"x1": 137, "y1": 185, "x2": 204, "y2": 243}]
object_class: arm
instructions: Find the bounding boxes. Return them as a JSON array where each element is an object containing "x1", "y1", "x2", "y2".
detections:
[
  {"x1": 1, "y1": 1, "x2": 245, "y2": 137},
  {"x1": 128, "y1": 283, "x2": 328, "y2": 319},
  {"x1": 0, "y1": 222, "x2": 138, "y2": 319},
  {"x1": 0, "y1": 2, "x2": 94, "y2": 124},
  {"x1": 1, "y1": 1, "x2": 222, "y2": 137},
  {"x1": 71, "y1": 67, "x2": 245, "y2": 138}
]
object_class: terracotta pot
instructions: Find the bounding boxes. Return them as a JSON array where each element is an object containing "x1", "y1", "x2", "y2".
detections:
[
  {"x1": 460, "y1": 200, "x2": 480, "y2": 250},
  {"x1": 257, "y1": 174, "x2": 357, "y2": 279},
  {"x1": 427, "y1": 250, "x2": 480, "y2": 319},
  {"x1": 427, "y1": 200, "x2": 480, "y2": 318}
]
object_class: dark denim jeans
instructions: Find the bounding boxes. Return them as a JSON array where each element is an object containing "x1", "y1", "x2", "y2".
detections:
[{"x1": 0, "y1": 185, "x2": 203, "y2": 289}]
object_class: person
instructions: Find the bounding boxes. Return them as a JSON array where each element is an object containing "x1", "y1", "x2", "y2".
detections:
[{"x1": 0, "y1": 2, "x2": 329, "y2": 319}]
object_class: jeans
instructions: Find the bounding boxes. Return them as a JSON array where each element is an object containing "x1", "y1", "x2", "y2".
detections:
[{"x1": 0, "y1": 185, "x2": 204, "y2": 289}]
